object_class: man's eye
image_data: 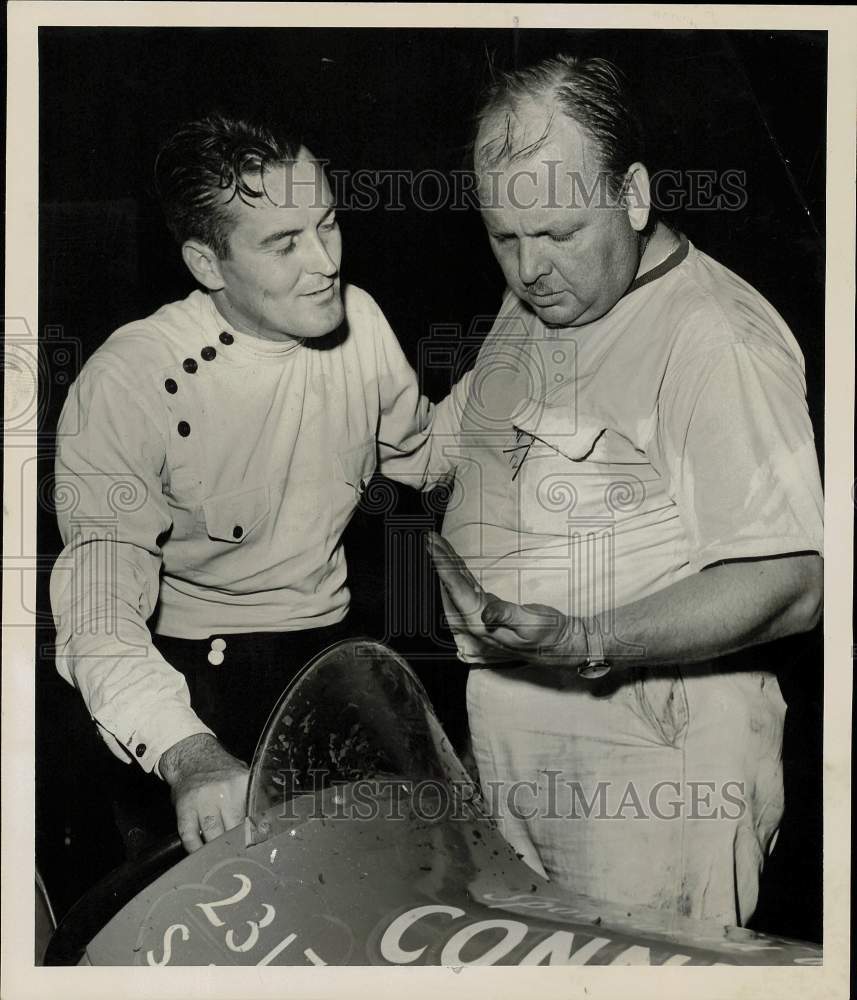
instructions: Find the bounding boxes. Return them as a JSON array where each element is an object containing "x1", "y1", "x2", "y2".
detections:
[
  {"x1": 320, "y1": 217, "x2": 339, "y2": 232},
  {"x1": 276, "y1": 242, "x2": 296, "y2": 256},
  {"x1": 550, "y1": 231, "x2": 577, "y2": 243}
]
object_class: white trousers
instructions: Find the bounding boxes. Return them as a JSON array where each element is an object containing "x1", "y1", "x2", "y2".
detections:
[{"x1": 467, "y1": 662, "x2": 786, "y2": 926}]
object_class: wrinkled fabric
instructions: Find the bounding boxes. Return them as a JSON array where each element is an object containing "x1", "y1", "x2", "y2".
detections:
[
  {"x1": 442, "y1": 239, "x2": 822, "y2": 923},
  {"x1": 51, "y1": 285, "x2": 455, "y2": 772},
  {"x1": 442, "y1": 241, "x2": 822, "y2": 624},
  {"x1": 467, "y1": 662, "x2": 786, "y2": 925}
]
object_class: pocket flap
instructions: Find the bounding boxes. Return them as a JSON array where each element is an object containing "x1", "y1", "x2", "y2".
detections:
[
  {"x1": 203, "y1": 485, "x2": 270, "y2": 543},
  {"x1": 510, "y1": 398, "x2": 606, "y2": 461},
  {"x1": 335, "y1": 439, "x2": 376, "y2": 495}
]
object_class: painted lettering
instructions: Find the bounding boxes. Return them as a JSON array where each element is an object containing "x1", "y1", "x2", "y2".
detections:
[
  {"x1": 380, "y1": 905, "x2": 465, "y2": 964},
  {"x1": 439, "y1": 919, "x2": 529, "y2": 966},
  {"x1": 225, "y1": 902, "x2": 276, "y2": 953},
  {"x1": 146, "y1": 923, "x2": 189, "y2": 966},
  {"x1": 196, "y1": 873, "x2": 252, "y2": 927}
]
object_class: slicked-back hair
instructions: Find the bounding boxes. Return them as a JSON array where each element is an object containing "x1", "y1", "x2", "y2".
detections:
[
  {"x1": 473, "y1": 55, "x2": 645, "y2": 196},
  {"x1": 154, "y1": 113, "x2": 304, "y2": 258}
]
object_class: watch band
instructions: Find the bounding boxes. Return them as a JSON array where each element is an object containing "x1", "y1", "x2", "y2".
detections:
[{"x1": 577, "y1": 615, "x2": 611, "y2": 679}]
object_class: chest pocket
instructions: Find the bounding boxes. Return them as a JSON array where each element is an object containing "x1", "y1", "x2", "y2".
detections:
[
  {"x1": 203, "y1": 484, "x2": 270, "y2": 544},
  {"x1": 508, "y1": 401, "x2": 657, "y2": 534},
  {"x1": 335, "y1": 438, "x2": 376, "y2": 501}
]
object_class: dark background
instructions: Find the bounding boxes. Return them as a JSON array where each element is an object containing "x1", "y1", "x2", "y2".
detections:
[{"x1": 37, "y1": 27, "x2": 825, "y2": 942}]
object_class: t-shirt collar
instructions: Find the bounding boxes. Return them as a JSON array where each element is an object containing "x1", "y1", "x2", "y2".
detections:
[
  {"x1": 624, "y1": 232, "x2": 690, "y2": 298},
  {"x1": 203, "y1": 294, "x2": 305, "y2": 358}
]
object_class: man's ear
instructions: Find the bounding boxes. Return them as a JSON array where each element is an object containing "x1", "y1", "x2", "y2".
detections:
[
  {"x1": 620, "y1": 162, "x2": 651, "y2": 233},
  {"x1": 181, "y1": 239, "x2": 226, "y2": 291}
]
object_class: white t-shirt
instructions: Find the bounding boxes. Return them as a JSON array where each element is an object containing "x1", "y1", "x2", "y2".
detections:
[
  {"x1": 438, "y1": 238, "x2": 823, "y2": 921},
  {"x1": 51, "y1": 285, "x2": 453, "y2": 771},
  {"x1": 441, "y1": 237, "x2": 823, "y2": 659}
]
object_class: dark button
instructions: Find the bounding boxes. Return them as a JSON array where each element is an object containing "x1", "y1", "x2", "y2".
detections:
[
  {"x1": 135, "y1": 743, "x2": 146, "y2": 758},
  {"x1": 201, "y1": 346, "x2": 217, "y2": 361},
  {"x1": 183, "y1": 358, "x2": 198, "y2": 374},
  {"x1": 178, "y1": 421, "x2": 191, "y2": 437},
  {"x1": 164, "y1": 378, "x2": 178, "y2": 394},
  {"x1": 232, "y1": 525, "x2": 244, "y2": 539},
  {"x1": 219, "y1": 331, "x2": 234, "y2": 345}
]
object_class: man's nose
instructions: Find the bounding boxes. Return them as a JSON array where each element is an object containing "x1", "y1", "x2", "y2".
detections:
[
  {"x1": 517, "y1": 239, "x2": 550, "y2": 286},
  {"x1": 304, "y1": 234, "x2": 338, "y2": 277}
]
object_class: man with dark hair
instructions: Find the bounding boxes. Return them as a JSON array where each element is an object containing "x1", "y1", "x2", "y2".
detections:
[
  {"x1": 50, "y1": 114, "x2": 454, "y2": 854},
  {"x1": 429, "y1": 55, "x2": 823, "y2": 924}
]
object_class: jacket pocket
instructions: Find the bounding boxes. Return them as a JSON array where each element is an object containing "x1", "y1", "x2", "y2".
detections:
[
  {"x1": 203, "y1": 484, "x2": 270, "y2": 543},
  {"x1": 509, "y1": 401, "x2": 666, "y2": 538},
  {"x1": 505, "y1": 407, "x2": 609, "y2": 536},
  {"x1": 510, "y1": 398, "x2": 606, "y2": 462},
  {"x1": 335, "y1": 438, "x2": 376, "y2": 501}
]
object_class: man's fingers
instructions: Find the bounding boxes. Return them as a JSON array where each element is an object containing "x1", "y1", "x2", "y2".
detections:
[
  {"x1": 481, "y1": 598, "x2": 546, "y2": 645},
  {"x1": 436, "y1": 567, "x2": 483, "y2": 617},
  {"x1": 428, "y1": 532, "x2": 483, "y2": 593},
  {"x1": 222, "y1": 808, "x2": 246, "y2": 833},
  {"x1": 439, "y1": 582, "x2": 484, "y2": 624},
  {"x1": 173, "y1": 768, "x2": 249, "y2": 852},
  {"x1": 200, "y1": 811, "x2": 226, "y2": 843},
  {"x1": 427, "y1": 532, "x2": 533, "y2": 663},
  {"x1": 427, "y1": 530, "x2": 462, "y2": 565},
  {"x1": 431, "y1": 546, "x2": 489, "y2": 621},
  {"x1": 221, "y1": 774, "x2": 250, "y2": 830},
  {"x1": 431, "y1": 547, "x2": 473, "y2": 589},
  {"x1": 177, "y1": 814, "x2": 204, "y2": 853},
  {"x1": 483, "y1": 599, "x2": 565, "y2": 634}
]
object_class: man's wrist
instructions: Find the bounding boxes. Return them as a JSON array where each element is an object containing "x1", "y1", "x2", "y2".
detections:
[
  {"x1": 159, "y1": 733, "x2": 230, "y2": 786},
  {"x1": 539, "y1": 615, "x2": 589, "y2": 667},
  {"x1": 578, "y1": 615, "x2": 613, "y2": 679}
]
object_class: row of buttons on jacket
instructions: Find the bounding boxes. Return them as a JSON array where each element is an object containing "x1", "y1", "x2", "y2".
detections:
[
  {"x1": 163, "y1": 331, "x2": 244, "y2": 538},
  {"x1": 133, "y1": 339, "x2": 240, "y2": 760},
  {"x1": 163, "y1": 332, "x2": 235, "y2": 418}
]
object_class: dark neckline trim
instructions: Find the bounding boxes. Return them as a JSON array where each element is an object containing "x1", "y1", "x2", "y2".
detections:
[{"x1": 624, "y1": 233, "x2": 690, "y2": 298}]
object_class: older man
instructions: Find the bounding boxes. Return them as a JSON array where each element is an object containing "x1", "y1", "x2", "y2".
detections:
[
  {"x1": 430, "y1": 55, "x2": 822, "y2": 925},
  {"x1": 50, "y1": 113, "x2": 453, "y2": 854}
]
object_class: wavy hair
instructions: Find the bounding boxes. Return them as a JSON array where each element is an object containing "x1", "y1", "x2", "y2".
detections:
[{"x1": 154, "y1": 113, "x2": 303, "y2": 257}]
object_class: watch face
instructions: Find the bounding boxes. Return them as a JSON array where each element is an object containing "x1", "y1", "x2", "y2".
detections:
[{"x1": 578, "y1": 661, "x2": 612, "y2": 680}]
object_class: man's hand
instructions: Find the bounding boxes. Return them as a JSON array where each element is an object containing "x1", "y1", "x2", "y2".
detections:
[
  {"x1": 430, "y1": 532, "x2": 823, "y2": 673},
  {"x1": 159, "y1": 733, "x2": 249, "y2": 853},
  {"x1": 427, "y1": 531, "x2": 587, "y2": 666}
]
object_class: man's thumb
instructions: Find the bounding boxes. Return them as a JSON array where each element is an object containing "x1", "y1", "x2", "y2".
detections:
[{"x1": 481, "y1": 599, "x2": 512, "y2": 629}]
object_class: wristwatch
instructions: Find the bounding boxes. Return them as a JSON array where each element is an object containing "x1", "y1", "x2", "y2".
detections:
[{"x1": 577, "y1": 615, "x2": 611, "y2": 679}]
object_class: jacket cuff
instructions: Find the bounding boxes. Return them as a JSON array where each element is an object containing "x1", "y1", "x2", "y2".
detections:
[{"x1": 95, "y1": 706, "x2": 216, "y2": 778}]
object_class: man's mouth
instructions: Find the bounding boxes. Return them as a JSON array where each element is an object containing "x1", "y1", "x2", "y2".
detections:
[
  {"x1": 528, "y1": 288, "x2": 563, "y2": 304},
  {"x1": 303, "y1": 282, "x2": 336, "y2": 299}
]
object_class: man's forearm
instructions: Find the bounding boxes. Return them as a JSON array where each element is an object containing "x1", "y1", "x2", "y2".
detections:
[
  {"x1": 593, "y1": 553, "x2": 823, "y2": 670},
  {"x1": 431, "y1": 532, "x2": 822, "y2": 672},
  {"x1": 159, "y1": 733, "x2": 242, "y2": 785},
  {"x1": 55, "y1": 541, "x2": 246, "y2": 845},
  {"x1": 52, "y1": 541, "x2": 214, "y2": 770}
]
